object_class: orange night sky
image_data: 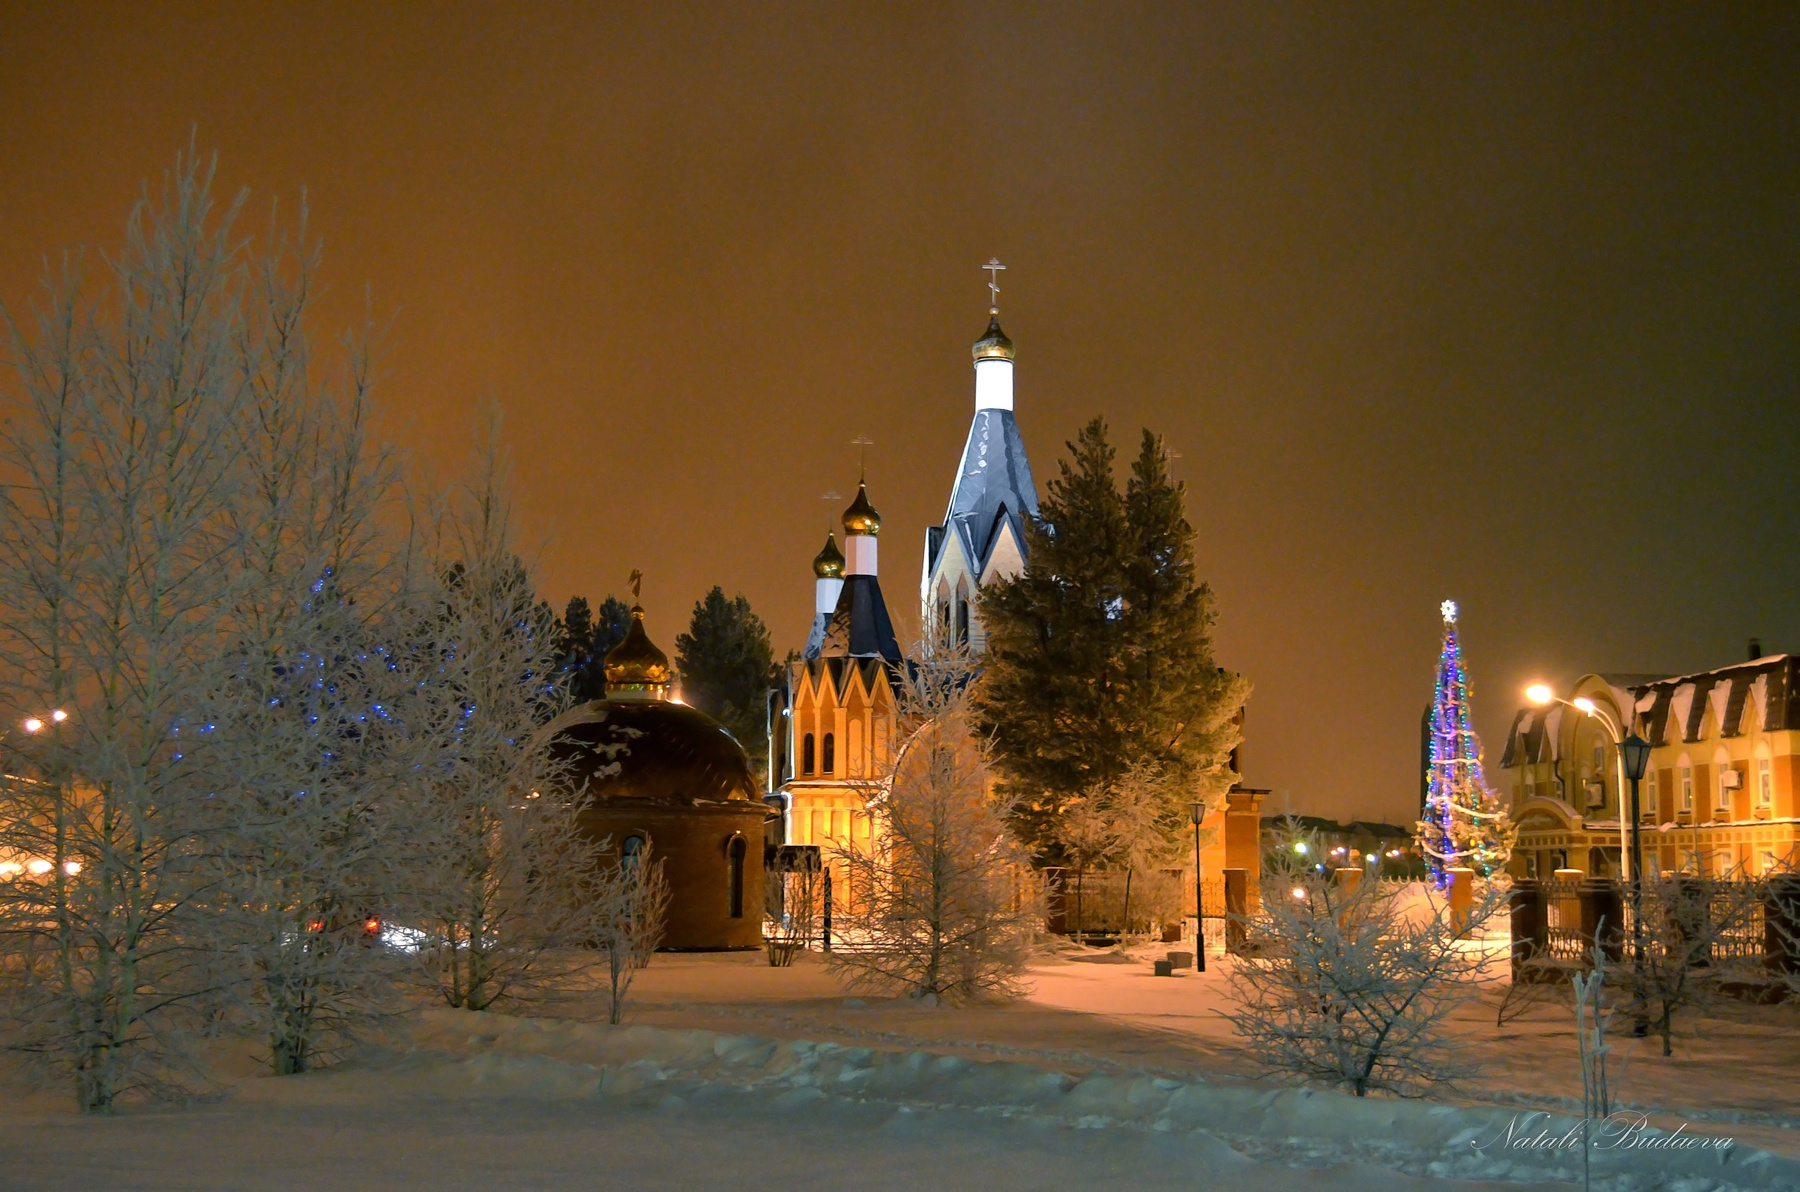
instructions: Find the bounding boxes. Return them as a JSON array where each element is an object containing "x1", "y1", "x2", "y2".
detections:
[{"x1": 3, "y1": 3, "x2": 1797, "y2": 823}]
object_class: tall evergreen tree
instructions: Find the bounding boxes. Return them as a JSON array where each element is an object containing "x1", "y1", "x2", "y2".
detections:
[
  {"x1": 977, "y1": 417, "x2": 1249, "y2": 858},
  {"x1": 674, "y1": 587, "x2": 778, "y2": 781},
  {"x1": 555, "y1": 594, "x2": 632, "y2": 703}
]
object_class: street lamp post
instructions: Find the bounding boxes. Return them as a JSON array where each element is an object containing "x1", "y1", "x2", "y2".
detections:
[
  {"x1": 1526, "y1": 686, "x2": 1632, "y2": 882},
  {"x1": 1189, "y1": 800, "x2": 1206, "y2": 973},
  {"x1": 1620, "y1": 732, "x2": 1652, "y2": 1036}
]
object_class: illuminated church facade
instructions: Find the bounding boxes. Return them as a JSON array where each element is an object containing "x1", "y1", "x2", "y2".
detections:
[{"x1": 767, "y1": 289, "x2": 1034, "y2": 890}]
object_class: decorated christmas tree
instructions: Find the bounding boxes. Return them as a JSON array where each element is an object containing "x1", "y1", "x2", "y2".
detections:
[{"x1": 1417, "y1": 600, "x2": 1512, "y2": 884}]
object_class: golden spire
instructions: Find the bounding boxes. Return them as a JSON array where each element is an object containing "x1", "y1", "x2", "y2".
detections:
[
  {"x1": 604, "y1": 600, "x2": 672, "y2": 696},
  {"x1": 842, "y1": 478, "x2": 881, "y2": 537},
  {"x1": 813, "y1": 530, "x2": 845, "y2": 578}
]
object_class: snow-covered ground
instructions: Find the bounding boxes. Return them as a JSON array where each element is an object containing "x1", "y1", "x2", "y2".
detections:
[{"x1": 5, "y1": 947, "x2": 1797, "y2": 1190}]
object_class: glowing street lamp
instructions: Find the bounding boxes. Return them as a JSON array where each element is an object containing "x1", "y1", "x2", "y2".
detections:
[
  {"x1": 1527, "y1": 684, "x2": 1633, "y2": 881},
  {"x1": 1620, "y1": 731, "x2": 1652, "y2": 1036},
  {"x1": 22, "y1": 718, "x2": 42, "y2": 734}
]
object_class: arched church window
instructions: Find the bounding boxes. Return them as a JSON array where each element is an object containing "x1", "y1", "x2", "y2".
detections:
[
  {"x1": 849, "y1": 720, "x2": 863, "y2": 776},
  {"x1": 728, "y1": 835, "x2": 747, "y2": 919},
  {"x1": 803, "y1": 733, "x2": 815, "y2": 775},
  {"x1": 957, "y1": 598, "x2": 970, "y2": 645},
  {"x1": 621, "y1": 834, "x2": 646, "y2": 872},
  {"x1": 822, "y1": 732, "x2": 835, "y2": 774}
]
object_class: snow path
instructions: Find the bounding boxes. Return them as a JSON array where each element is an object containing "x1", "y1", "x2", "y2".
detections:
[
  {"x1": 4, "y1": 1084, "x2": 1535, "y2": 1192},
  {"x1": 11, "y1": 1008, "x2": 1789, "y2": 1192}
]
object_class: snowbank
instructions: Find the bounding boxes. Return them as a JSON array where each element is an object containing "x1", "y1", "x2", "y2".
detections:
[{"x1": 399, "y1": 1010, "x2": 1799, "y2": 1191}]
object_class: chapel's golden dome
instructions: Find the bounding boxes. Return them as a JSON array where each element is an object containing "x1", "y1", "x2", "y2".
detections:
[
  {"x1": 842, "y1": 481, "x2": 881, "y2": 537},
  {"x1": 813, "y1": 531, "x2": 846, "y2": 578},
  {"x1": 972, "y1": 311, "x2": 1015, "y2": 362},
  {"x1": 603, "y1": 604, "x2": 672, "y2": 692}
]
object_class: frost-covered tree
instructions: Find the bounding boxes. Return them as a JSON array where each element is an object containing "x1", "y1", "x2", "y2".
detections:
[
  {"x1": 399, "y1": 410, "x2": 632, "y2": 1014},
  {"x1": 1226, "y1": 847, "x2": 1505, "y2": 1098},
  {"x1": 1626, "y1": 868, "x2": 1767, "y2": 1057},
  {"x1": 829, "y1": 647, "x2": 1040, "y2": 1002},
  {"x1": 1052, "y1": 759, "x2": 1184, "y2": 941},
  {"x1": 0, "y1": 148, "x2": 276, "y2": 1108},
  {"x1": 593, "y1": 838, "x2": 670, "y2": 1024}
]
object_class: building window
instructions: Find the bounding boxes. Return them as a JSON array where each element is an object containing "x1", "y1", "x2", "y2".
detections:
[
  {"x1": 1758, "y1": 757, "x2": 1773, "y2": 808},
  {"x1": 822, "y1": 732, "x2": 835, "y2": 774},
  {"x1": 1717, "y1": 771, "x2": 1733, "y2": 810},
  {"x1": 1680, "y1": 766, "x2": 1693, "y2": 812},
  {"x1": 621, "y1": 834, "x2": 645, "y2": 871},
  {"x1": 1646, "y1": 770, "x2": 1660, "y2": 821},
  {"x1": 802, "y1": 733, "x2": 815, "y2": 775},
  {"x1": 957, "y1": 598, "x2": 970, "y2": 645},
  {"x1": 728, "y1": 836, "x2": 747, "y2": 919}
]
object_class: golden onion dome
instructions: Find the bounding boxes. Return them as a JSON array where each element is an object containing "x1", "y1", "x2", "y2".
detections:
[
  {"x1": 841, "y1": 481, "x2": 881, "y2": 537},
  {"x1": 972, "y1": 311, "x2": 1015, "y2": 362},
  {"x1": 603, "y1": 604, "x2": 672, "y2": 694},
  {"x1": 813, "y1": 530, "x2": 845, "y2": 578}
]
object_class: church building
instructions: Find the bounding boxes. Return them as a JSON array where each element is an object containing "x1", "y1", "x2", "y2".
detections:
[
  {"x1": 920, "y1": 263, "x2": 1040, "y2": 651},
  {"x1": 768, "y1": 481, "x2": 903, "y2": 900}
]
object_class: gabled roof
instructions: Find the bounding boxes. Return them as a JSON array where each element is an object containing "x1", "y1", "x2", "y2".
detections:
[
  {"x1": 927, "y1": 408, "x2": 1039, "y2": 581},
  {"x1": 819, "y1": 575, "x2": 902, "y2": 666}
]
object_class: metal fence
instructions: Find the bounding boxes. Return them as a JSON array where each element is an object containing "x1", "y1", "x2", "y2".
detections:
[{"x1": 1515, "y1": 874, "x2": 1787, "y2": 976}]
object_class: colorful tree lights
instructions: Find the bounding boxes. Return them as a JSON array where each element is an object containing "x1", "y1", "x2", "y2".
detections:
[{"x1": 1418, "y1": 601, "x2": 1512, "y2": 884}]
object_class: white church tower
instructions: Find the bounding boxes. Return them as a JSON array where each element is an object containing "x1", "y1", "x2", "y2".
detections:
[{"x1": 920, "y1": 260, "x2": 1040, "y2": 651}]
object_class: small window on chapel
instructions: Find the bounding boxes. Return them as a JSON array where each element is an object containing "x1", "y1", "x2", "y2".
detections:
[
  {"x1": 822, "y1": 732, "x2": 835, "y2": 774},
  {"x1": 802, "y1": 733, "x2": 815, "y2": 775}
]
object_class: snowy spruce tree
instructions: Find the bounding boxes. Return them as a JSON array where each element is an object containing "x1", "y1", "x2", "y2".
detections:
[
  {"x1": 1416, "y1": 600, "x2": 1511, "y2": 884},
  {"x1": 977, "y1": 418, "x2": 1249, "y2": 865}
]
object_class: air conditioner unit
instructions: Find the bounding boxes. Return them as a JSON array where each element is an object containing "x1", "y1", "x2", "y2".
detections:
[{"x1": 1720, "y1": 770, "x2": 1743, "y2": 790}]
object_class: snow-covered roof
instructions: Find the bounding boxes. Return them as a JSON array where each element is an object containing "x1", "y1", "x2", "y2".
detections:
[{"x1": 927, "y1": 407, "x2": 1039, "y2": 581}]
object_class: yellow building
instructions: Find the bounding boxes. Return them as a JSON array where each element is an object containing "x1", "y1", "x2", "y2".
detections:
[
  {"x1": 1500, "y1": 650, "x2": 1800, "y2": 878},
  {"x1": 769, "y1": 482, "x2": 903, "y2": 903}
]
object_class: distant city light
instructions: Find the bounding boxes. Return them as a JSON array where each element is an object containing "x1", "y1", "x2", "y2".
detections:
[
  {"x1": 1293, "y1": 842, "x2": 1308, "y2": 855},
  {"x1": 26, "y1": 859, "x2": 52, "y2": 875},
  {"x1": 51, "y1": 709, "x2": 67, "y2": 722},
  {"x1": 22, "y1": 718, "x2": 42, "y2": 733},
  {"x1": 62, "y1": 860, "x2": 80, "y2": 876},
  {"x1": 1291, "y1": 886, "x2": 1308, "y2": 900}
]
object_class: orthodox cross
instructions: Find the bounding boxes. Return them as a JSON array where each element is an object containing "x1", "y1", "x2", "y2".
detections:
[
  {"x1": 821, "y1": 489, "x2": 841, "y2": 531},
  {"x1": 850, "y1": 434, "x2": 873, "y2": 478},
  {"x1": 628, "y1": 569, "x2": 643, "y2": 600},
  {"x1": 983, "y1": 257, "x2": 1005, "y2": 311}
]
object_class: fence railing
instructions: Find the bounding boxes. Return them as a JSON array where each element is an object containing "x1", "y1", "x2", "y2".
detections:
[{"x1": 1512, "y1": 874, "x2": 1795, "y2": 981}]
